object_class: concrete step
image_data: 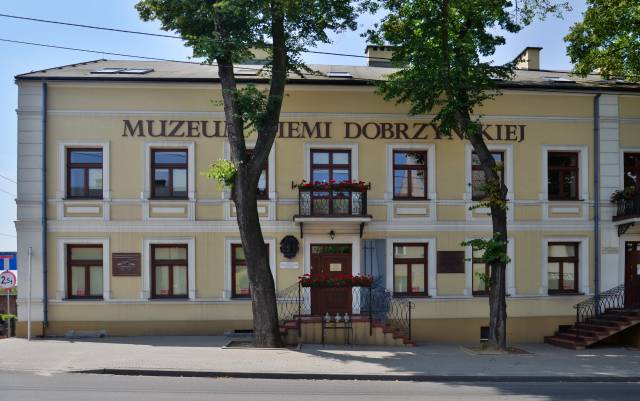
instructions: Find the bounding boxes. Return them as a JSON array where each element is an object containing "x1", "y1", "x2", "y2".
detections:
[
  {"x1": 555, "y1": 332, "x2": 598, "y2": 343},
  {"x1": 564, "y1": 328, "x2": 604, "y2": 339},
  {"x1": 587, "y1": 319, "x2": 624, "y2": 328},
  {"x1": 575, "y1": 323, "x2": 613, "y2": 333},
  {"x1": 605, "y1": 309, "x2": 640, "y2": 317},
  {"x1": 544, "y1": 336, "x2": 586, "y2": 350},
  {"x1": 599, "y1": 315, "x2": 636, "y2": 324}
]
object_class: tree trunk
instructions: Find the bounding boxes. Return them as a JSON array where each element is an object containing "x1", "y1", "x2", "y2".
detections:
[
  {"x1": 233, "y1": 169, "x2": 284, "y2": 347},
  {"x1": 217, "y1": 61, "x2": 285, "y2": 347},
  {"x1": 214, "y1": 4, "x2": 288, "y2": 348},
  {"x1": 459, "y1": 112, "x2": 509, "y2": 351}
]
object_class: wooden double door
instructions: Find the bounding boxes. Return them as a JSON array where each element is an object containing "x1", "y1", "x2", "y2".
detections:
[
  {"x1": 624, "y1": 242, "x2": 640, "y2": 309},
  {"x1": 310, "y1": 244, "x2": 352, "y2": 316}
]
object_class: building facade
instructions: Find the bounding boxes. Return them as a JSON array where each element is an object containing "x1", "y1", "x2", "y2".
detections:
[{"x1": 14, "y1": 47, "x2": 640, "y2": 343}]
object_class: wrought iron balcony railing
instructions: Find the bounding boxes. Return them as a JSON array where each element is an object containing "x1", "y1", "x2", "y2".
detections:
[
  {"x1": 293, "y1": 182, "x2": 370, "y2": 218},
  {"x1": 614, "y1": 193, "x2": 640, "y2": 221}
]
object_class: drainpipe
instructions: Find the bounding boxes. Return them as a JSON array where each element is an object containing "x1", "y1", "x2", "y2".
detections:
[
  {"x1": 594, "y1": 93, "x2": 601, "y2": 304},
  {"x1": 41, "y1": 81, "x2": 48, "y2": 330}
]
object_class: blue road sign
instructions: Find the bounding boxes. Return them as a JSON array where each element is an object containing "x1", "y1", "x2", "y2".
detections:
[{"x1": 0, "y1": 252, "x2": 17, "y2": 271}]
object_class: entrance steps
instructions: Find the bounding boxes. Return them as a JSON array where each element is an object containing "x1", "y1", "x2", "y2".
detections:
[
  {"x1": 279, "y1": 315, "x2": 415, "y2": 346},
  {"x1": 545, "y1": 309, "x2": 640, "y2": 350}
]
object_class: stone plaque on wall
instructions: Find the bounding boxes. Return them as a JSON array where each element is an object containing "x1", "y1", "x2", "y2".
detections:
[
  {"x1": 437, "y1": 251, "x2": 465, "y2": 274},
  {"x1": 112, "y1": 253, "x2": 141, "y2": 276}
]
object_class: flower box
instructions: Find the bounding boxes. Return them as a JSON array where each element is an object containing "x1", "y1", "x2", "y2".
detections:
[
  {"x1": 292, "y1": 180, "x2": 371, "y2": 192},
  {"x1": 299, "y1": 273, "x2": 374, "y2": 288}
]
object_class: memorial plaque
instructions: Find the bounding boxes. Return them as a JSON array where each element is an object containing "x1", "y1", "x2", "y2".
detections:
[
  {"x1": 112, "y1": 253, "x2": 141, "y2": 276},
  {"x1": 437, "y1": 251, "x2": 465, "y2": 274}
]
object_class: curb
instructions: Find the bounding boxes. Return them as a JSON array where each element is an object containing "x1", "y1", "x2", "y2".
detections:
[{"x1": 74, "y1": 369, "x2": 640, "y2": 383}]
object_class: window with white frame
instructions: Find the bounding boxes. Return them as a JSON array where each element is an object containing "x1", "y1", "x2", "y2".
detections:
[
  {"x1": 56, "y1": 238, "x2": 110, "y2": 301},
  {"x1": 386, "y1": 144, "x2": 435, "y2": 206},
  {"x1": 58, "y1": 141, "x2": 110, "y2": 202},
  {"x1": 66, "y1": 148, "x2": 103, "y2": 199},
  {"x1": 151, "y1": 244, "x2": 188, "y2": 298},
  {"x1": 144, "y1": 142, "x2": 195, "y2": 202},
  {"x1": 542, "y1": 146, "x2": 588, "y2": 204},
  {"x1": 392, "y1": 150, "x2": 428, "y2": 200},
  {"x1": 225, "y1": 238, "x2": 276, "y2": 300},
  {"x1": 393, "y1": 243, "x2": 428, "y2": 296},
  {"x1": 464, "y1": 238, "x2": 515, "y2": 297},
  {"x1": 541, "y1": 237, "x2": 588, "y2": 296},
  {"x1": 386, "y1": 238, "x2": 436, "y2": 297},
  {"x1": 471, "y1": 151, "x2": 504, "y2": 201},
  {"x1": 224, "y1": 142, "x2": 276, "y2": 202},
  {"x1": 142, "y1": 238, "x2": 195, "y2": 300},
  {"x1": 547, "y1": 152, "x2": 579, "y2": 201},
  {"x1": 151, "y1": 149, "x2": 188, "y2": 199},
  {"x1": 547, "y1": 242, "x2": 579, "y2": 294},
  {"x1": 465, "y1": 144, "x2": 512, "y2": 203},
  {"x1": 471, "y1": 247, "x2": 490, "y2": 296},
  {"x1": 67, "y1": 244, "x2": 103, "y2": 299}
]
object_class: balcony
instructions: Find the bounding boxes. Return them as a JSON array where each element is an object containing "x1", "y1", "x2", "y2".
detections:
[
  {"x1": 292, "y1": 181, "x2": 372, "y2": 236},
  {"x1": 613, "y1": 191, "x2": 640, "y2": 235}
]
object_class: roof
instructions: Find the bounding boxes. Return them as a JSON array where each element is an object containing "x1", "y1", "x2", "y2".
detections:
[{"x1": 15, "y1": 59, "x2": 640, "y2": 92}]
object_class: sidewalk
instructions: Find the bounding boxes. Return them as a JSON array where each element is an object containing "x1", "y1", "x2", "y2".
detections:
[{"x1": 1, "y1": 336, "x2": 639, "y2": 381}]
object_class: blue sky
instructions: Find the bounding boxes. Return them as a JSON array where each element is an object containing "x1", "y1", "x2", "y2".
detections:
[{"x1": 0, "y1": 0, "x2": 587, "y2": 251}]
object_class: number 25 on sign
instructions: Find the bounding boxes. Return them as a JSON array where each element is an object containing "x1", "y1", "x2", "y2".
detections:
[{"x1": 0, "y1": 270, "x2": 16, "y2": 291}]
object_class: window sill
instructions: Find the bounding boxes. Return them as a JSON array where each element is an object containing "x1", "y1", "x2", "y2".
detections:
[
  {"x1": 65, "y1": 297, "x2": 104, "y2": 301},
  {"x1": 149, "y1": 297, "x2": 190, "y2": 301},
  {"x1": 547, "y1": 199, "x2": 583, "y2": 202},
  {"x1": 149, "y1": 198, "x2": 189, "y2": 201},
  {"x1": 392, "y1": 198, "x2": 430, "y2": 202},
  {"x1": 393, "y1": 293, "x2": 430, "y2": 299},
  {"x1": 547, "y1": 292, "x2": 583, "y2": 296},
  {"x1": 64, "y1": 198, "x2": 104, "y2": 201}
]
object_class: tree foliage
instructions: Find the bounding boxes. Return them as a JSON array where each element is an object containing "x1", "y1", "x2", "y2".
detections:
[
  {"x1": 363, "y1": 0, "x2": 568, "y2": 135},
  {"x1": 566, "y1": 0, "x2": 640, "y2": 81},
  {"x1": 364, "y1": 0, "x2": 568, "y2": 350},
  {"x1": 136, "y1": 0, "x2": 361, "y2": 347}
]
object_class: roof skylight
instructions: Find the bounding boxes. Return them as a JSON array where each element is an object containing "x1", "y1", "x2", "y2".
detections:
[
  {"x1": 234, "y1": 68, "x2": 259, "y2": 76},
  {"x1": 543, "y1": 76, "x2": 575, "y2": 83},
  {"x1": 119, "y1": 68, "x2": 154, "y2": 74},
  {"x1": 92, "y1": 68, "x2": 125, "y2": 74},
  {"x1": 326, "y1": 71, "x2": 353, "y2": 78},
  {"x1": 91, "y1": 67, "x2": 154, "y2": 75}
]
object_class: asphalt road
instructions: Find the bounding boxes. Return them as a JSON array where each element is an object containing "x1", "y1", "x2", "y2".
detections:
[{"x1": 1, "y1": 372, "x2": 639, "y2": 401}]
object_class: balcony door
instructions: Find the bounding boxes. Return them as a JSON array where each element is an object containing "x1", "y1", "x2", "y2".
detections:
[
  {"x1": 310, "y1": 244, "x2": 352, "y2": 316},
  {"x1": 624, "y1": 242, "x2": 640, "y2": 309},
  {"x1": 310, "y1": 149, "x2": 351, "y2": 215}
]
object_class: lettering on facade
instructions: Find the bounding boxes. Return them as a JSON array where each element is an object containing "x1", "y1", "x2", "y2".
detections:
[{"x1": 122, "y1": 119, "x2": 526, "y2": 142}]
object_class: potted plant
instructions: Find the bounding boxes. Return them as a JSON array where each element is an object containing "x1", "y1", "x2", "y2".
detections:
[{"x1": 610, "y1": 186, "x2": 636, "y2": 203}]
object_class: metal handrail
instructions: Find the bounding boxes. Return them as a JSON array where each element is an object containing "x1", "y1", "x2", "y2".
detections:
[
  {"x1": 574, "y1": 281, "x2": 640, "y2": 339},
  {"x1": 276, "y1": 282, "x2": 414, "y2": 341}
]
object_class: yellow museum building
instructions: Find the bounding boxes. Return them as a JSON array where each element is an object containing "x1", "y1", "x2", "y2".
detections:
[{"x1": 13, "y1": 47, "x2": 640, "y2": 346}]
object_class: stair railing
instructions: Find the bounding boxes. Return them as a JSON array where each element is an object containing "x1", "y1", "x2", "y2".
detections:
[
  {"x1": 276, "y1": 281, "x2": 415, "y2": 341},
  {"x1": 574, "y1": 281, "x2": 640, "y2": 339}
]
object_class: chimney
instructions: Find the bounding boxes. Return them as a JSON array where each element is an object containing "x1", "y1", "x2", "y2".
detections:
[
  {"x1": 513, "y1": 46, "x2": 542, "y2": 70},
  {"x1": 365, "y1": 45, "x2": 395, "y2": 67}
]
